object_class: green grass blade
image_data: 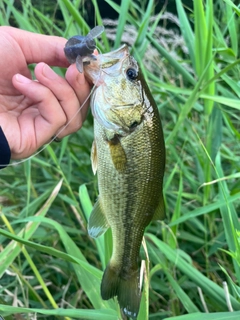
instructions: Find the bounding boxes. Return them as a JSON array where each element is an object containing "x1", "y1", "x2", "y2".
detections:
[
  {"x1": 215, "y1": 153, "x2": 240, "y2": 281},
  {"x1": 59, "y1": 0, "x2": 90, "y2": 34},
  {"x1": 138, "y1": 239, "x2": 150, "y2": 320},
  {"x1": 166, "y1": 67, "x2": 205, "y2": 144},
  {"x1": 176, "y1": 0, "x2": 195, "y2": 70},
  {"x1": 113, "y1": 0, "x2": 131, "y2": 49},
  {"x1": 146, "y1": 233, "x2": 240, "y2": 310},
  {"x1": 165, "y1": 271, "x2": 200, "y2": 313},
  {"x1": 147, "y1": 35, "x2": 196, "y2": 86},
  {"x1": 168, "y1": 192, "x2": 240, "y2": 227},
  {"x1": 169, "y1": 172, "x2": 183, "y2": 243},
  {"x1": 166, "y1": 311, "x2": 240, "y2": 320},
  {"x1": 1, "y1": 214, "x2": 115, "y2": 310},
  {"x1": 79, "y1": 185, "x2": 112, "y2": 270},
  {"x1": 203, "y1": 0, "x2": 214, "y2": 115},
  {"x1": 79, "y1": 184, "x2": 106, "y2": 268},
  {"x1": 194, "y1": 0, "x2": 215, "y2": 114},
  {"x1": 201, "y1": 95, "x2": 240, "y2": 109},
  {"x1": 132, "y1": 0, "x2": 155, "y2": 57},
  {"x1": 105, "y1": 0, "x2": 195, "y2": 85},
  {"x1": 24, "y1": 159, "x2": 31, "y2": 217},
  {"x1": 31, "y1": 7, "x2": 64, "y2": 35},
  {"x1": 40, "y1": 216, "x2": 115, "y2": 309},
  {"x1": 2, "y1": 0, "x2": 35, "y2": 31},
  {"x1": 0, "y1": 224, "x2": 101, "y2": 275},
  {"x1": 91, "y1": 0, "x2": 110, "y2": 51},
  {"x1": 194, "y1": 0, "x2": 207, "y2": 76},
  {"x1": 223, "y1": 0, "x2": 240, "y2": 16},
  {"x1": 0, "y1": 305, "x2": 117, "y2": 320},
  {"x1": 226, "y1": 3, "x2": 238, "y2": 56},
  {"x1": 0, "y1": 180, "x2": 63, "y2": 277}
]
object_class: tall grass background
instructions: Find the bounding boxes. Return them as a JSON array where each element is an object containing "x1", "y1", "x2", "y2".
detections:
[{"x1": 0, "y1": 0, "x2": 240, "y2": 319}]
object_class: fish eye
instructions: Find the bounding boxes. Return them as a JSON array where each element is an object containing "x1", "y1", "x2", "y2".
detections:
[{"x1": 126, "y1": 67, "x2": 138, "y2": 81}]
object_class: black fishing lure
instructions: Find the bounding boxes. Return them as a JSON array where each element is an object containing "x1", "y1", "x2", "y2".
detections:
[{"x1": 64, "y1": 25, "x2": 104, "y2": 73}]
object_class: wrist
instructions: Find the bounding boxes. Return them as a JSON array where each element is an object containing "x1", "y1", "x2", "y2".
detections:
[{"x1": 0, "y1": 126, "x2": 11, "y2": 169}]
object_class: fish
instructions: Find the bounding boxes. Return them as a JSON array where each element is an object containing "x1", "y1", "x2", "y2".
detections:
[{"x1": 83, "y1": 44, "x2": 165, "y2": 319}]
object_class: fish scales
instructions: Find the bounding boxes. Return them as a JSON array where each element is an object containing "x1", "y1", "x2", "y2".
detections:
[
  {"x1": 95, "y1": 115, "x2": 162, "y2": 265},
  {"x1": 84, "y1": 44, "x2": 165, "y2": 319}
]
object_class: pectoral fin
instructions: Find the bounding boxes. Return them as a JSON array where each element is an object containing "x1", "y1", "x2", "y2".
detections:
[
  {"x1": 152, "y1": 194, "x2": 165, "y2": 220},
  {"x1": 88, "y1": 199, "x2": 109, "y2": 238},
  {"x1": 91, "y1": 140, "x2": 98, "y2": 175},
  {"x1": 108, "y1": 136, "x2": 127, "y2": 172}
]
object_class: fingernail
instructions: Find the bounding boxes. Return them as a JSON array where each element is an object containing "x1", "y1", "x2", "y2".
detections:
[
  {"x1": 15, "y1": 74, "x2": 32, "y2": 84},
  {"x1": 43, "y1": 64, "x2": 57, "y2": 80}
]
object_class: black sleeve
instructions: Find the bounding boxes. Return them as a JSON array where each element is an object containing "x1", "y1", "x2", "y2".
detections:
[{"x1": 0, "y1": 126, "x2": 11, "y2": 169}]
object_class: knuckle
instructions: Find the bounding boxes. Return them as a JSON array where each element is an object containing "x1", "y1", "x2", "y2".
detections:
[
  {"x1": 57, "y1": 111, "x2": 67, "y2": 127},
  {"x1": 67, "y1": 117, "x2": 83, "y2": 134},
  {"x1": 68, "y1": 119, "x2": 82, "y2": 133}
]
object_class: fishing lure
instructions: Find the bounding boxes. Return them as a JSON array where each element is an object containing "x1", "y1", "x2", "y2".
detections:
[{"x1": 64, "y1": 25, "x2": 104, "y2": 73}]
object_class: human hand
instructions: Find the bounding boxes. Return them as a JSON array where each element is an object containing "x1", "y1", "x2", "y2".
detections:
[{"x1": 0, "y1": 26, "x2": 91, "y2": 160}]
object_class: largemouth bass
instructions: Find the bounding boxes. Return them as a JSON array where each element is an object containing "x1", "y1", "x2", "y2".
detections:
[{"x1": 84, "y1": 44, "x2": 165, "y2": 318}]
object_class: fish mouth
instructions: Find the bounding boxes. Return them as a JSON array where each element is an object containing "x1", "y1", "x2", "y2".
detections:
[
  {"x1": 110, "y1": 103, "x2": 135, "y2": 108},
  {"x1": 83, "y1": 44, "x2": 129, "y2": 67},
  {"x1": 98, "y1": 45, "x2": 130, "y2": 78},
  {"x1": 83, "y1": 44, "x2": 130, "y2": 82}
]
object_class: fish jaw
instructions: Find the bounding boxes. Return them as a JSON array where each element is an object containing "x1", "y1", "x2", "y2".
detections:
[{"x1": 83, "y1": 44, "x2": 129, "y2": 85}]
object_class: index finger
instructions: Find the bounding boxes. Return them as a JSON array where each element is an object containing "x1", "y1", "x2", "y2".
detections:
[{"x1": 1, "y1": 26, "x2": 69, "y2": 67}]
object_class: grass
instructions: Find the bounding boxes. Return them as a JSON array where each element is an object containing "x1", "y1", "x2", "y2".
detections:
[{"x1": 0, "y1": 0, "x2": 240, "y2": 319}]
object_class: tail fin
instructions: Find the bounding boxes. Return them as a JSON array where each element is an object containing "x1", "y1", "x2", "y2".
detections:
[{"x1": 101, "y1": 264, "x2": 141, "y2": 319}]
